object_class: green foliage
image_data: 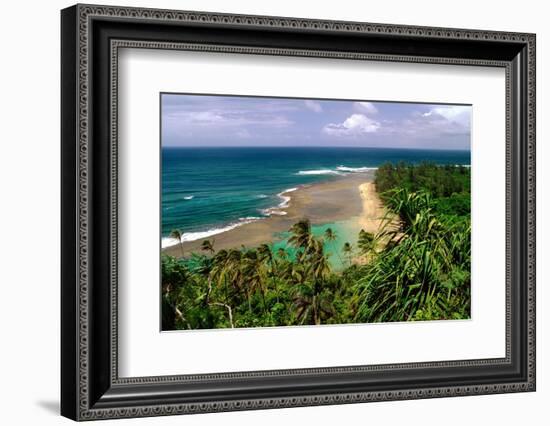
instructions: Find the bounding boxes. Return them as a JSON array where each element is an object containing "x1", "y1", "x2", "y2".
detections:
[
  {"x1": 375, "y1": 162, "x2": 470, "y2": 197},
  {"x1": 352, "y1": 189, "x2": 471, "y2": 323},
  {"x1": 352, "y1": 162, "x2": 471, "y2": 322},
  {"x1": 161, "y1": 163, "x2": 471, "y2": 330},
  {"x1": 434, "y1": 192, "x2": 471, "y2": 217}
]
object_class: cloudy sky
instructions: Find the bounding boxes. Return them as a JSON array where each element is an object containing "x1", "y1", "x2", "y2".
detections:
[{"x1": 161, "y1": 94, "x2": 471, "y2": 150}]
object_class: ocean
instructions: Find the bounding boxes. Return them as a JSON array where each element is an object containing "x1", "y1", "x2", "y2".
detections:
[{"x1": 161, "y1": 147, "x2": 470, "y2": 247}]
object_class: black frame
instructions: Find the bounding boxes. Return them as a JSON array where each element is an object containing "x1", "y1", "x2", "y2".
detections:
[{"x1": 61, "y1": 4, "x2": 536, "y2": 421}]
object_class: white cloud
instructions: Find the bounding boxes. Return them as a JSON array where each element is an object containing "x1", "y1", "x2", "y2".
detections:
[
  {"x1": 304, "y1": 100, "x2": 323, "y2": 113},
  {"x1": 422, "y1": 105, "x2": 471, "y2": 128},
  {"x1": 176, "y1": 111, "x2": 225, "y2": 124},
  {"x1": 166, "y1": 109, "x2": 293, "y2": 128},
  {"x1": 322, "y1": 104, "x2": 470, "y2": 141},
  {"x1": 354, "y1": 102, "x2": 378, "y2": 114},
  {"x1": 386, "y1": 105, "x2": 471, "y2": 139},
  {"x1": 323, "y1": 113, "x2": 381, "y2": 137}
]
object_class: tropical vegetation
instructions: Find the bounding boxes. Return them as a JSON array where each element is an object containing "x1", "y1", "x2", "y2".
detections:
[{"x1": 161, "y1": 162, "x2": 471, "y2": 330}]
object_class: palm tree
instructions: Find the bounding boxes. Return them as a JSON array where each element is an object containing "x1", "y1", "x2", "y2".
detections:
[
  {"x1": 210, "y1": 248, "x2": 247, "y2": 313},
  {"x1": 324, "y1": 227, "x2": 344, "y2": 267},
  {"x1": 290, "y1": 262, "x2": 308, "y2": 285},
  {"x1": 342, "y1": 242, "x2": 353, "y2": 266},
  {"x1": 310, "y1": 238, "x2": 331, "y2": 281},
  {"x1": 291, "y1": 280, "x2": 334, "y2": 325},
  {"x1": 169, "y1": 229, "x2": 185, "y2": 257},
  {"x1": 257, "y1": 243, "x2": 276, "y2": 284},
  {"x1": 210, "y1": 249, "x2": 230, "y2": 300},
  {"x1": 289, "y1": 233, "x2": 333, "y2": 325},
  {"x1": 209, "y1": 249, "x2": 238, "y2": 302},
  {"x1": 242, "y1": 249, "x2": 267, "y2": 313},
  {"x1": 323, "y1": 227, "x2": 336, "y2": 243},
  {"x1": 289, "y1": 219, "x2": 312, "y2": 251},
  {"x1": 226, "y1": 249, "x2": 245, "y2": 301},
  {"x1": 201, "y1": 239, "x2": 215, "y2": 255},
  {"x1": 277, "y1": 247, "x2": 287, "y2": 259},
  {"x1": 275, "y1": 247, "x2": 294, "y2": 283},
  {"x1": 258, "y1": 243, "x2": 273, "y2": 268}
]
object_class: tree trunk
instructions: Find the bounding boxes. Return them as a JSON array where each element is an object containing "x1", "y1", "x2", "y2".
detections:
[
  {"x1": 210, "y1": 302, "x2": 234, "y2": 328},
  {"x1": 205, "y1": 276, "x2": 213, "y2": 304},
  {"x1": 174, "y1": 307, "x2": 191, "y2": 329}
]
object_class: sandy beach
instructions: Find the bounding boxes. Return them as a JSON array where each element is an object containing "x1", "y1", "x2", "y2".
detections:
[
  {"x1": 163, "y1": 171, "x2": 392, "y2": 257},
  {"x1": 357, "y1": 182, "x2": 400, "y2": 234}
]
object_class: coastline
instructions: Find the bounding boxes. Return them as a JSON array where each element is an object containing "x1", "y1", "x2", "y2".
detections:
[
  {"x1": 162, "y1": 170, "x2": 394, "y2": 257},
  {"x1": 358, "y1": 182, "x2": 400, "y2": 233}
]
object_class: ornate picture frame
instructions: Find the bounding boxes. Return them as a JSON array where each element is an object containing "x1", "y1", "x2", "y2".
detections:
[{"x1": 61, "y1": 4, "x2": 535, "y2": 421}]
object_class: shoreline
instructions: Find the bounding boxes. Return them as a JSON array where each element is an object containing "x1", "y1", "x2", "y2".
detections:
[{"x1": 162, "y1": 170, "x2": 391, "y2": 257}]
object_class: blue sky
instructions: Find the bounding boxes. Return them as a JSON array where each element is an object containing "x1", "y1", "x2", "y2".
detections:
[{"x1": 161, "y1": 94, "x2": 471, "y2": 150}]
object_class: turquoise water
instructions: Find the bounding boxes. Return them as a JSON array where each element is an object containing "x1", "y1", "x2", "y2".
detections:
[
  {"x1": 272, "y1": 221, "x2": 361, "y2": 270},
  {"x1": 161, "y1": 147, "x2": 470, "y2": 248}
]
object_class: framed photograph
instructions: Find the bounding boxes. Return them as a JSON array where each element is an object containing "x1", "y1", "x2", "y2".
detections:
[{"x1": 61, "y1": 4, "x2": 536, "y2": 421}]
